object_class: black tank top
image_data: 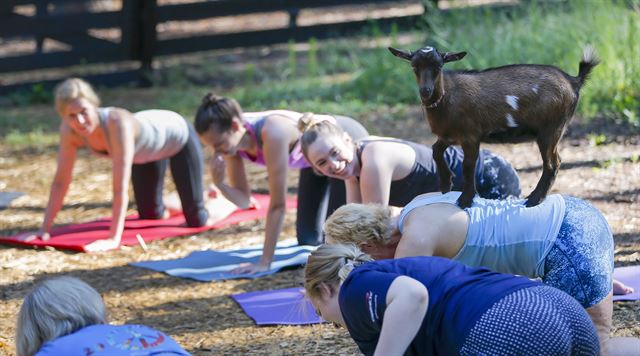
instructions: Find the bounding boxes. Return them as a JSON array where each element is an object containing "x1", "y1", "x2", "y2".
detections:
[{"x1": 356, "y1": 138, "x2": 479, "y2": 207}]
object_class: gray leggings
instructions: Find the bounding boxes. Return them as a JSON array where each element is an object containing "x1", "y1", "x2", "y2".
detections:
[{"x1": 460, "y1": 286, "x2": 599, "y2": 355}]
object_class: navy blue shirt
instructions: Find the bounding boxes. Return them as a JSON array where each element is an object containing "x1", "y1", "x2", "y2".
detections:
[{"x1": 339, "y1": 256, "x2": 539, "y2": 356}]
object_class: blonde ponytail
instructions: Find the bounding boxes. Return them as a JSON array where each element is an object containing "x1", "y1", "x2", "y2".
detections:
[
  {"x1": 299, "y1": 113, "x2": 350, "y2": 164},
  {"x1": 304, "y1": 244, "x2": 372, "y2": 300},
  {"x1": 297, "y1": 112, "x2": 320, "y2": 133}
]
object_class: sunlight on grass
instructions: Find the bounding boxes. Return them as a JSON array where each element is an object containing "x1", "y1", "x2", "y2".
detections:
[{"x1": 4, "y1": 130, "x2": 59, "y2": 147}]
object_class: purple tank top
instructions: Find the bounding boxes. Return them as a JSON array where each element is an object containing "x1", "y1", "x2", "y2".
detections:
[{"x1": 237, "y1": 114, "x2": 336, "y2": 170}]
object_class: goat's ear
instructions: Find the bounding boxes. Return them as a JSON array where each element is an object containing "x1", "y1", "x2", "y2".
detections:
[
  {"x1": 442, "y1": 51, "x2": 467, "y2": 63},
  {"x1": 388, "y1": 47, "x2": 413, "y2": 61}
]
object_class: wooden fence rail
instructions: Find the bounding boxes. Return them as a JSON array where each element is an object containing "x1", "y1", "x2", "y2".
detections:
[{"x1": 0, "y1": 0, "x2": 426, "y2": 93}]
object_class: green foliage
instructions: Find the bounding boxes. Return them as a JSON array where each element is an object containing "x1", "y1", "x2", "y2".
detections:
[
  {"x1": 308, "y1": 37, "x2": 319, "y2": 77},
  {"x1": 4, "y1": 129, "x2": 58, "y2": 147},
  {"x1": 7, "y1": 83, "x2": 53, "y2": 106},
  {"x1": 244, "y1": 63, "x2": 256, "y2": 84},
  {"x1": 287, "y1": 39, "x2": 297, "y2": 78},
  {"x1": 587, "y1": 133, "x2": 607, "y2": 146}
]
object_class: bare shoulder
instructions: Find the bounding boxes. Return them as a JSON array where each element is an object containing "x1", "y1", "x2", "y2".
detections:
[
  {"x1": 59, "y1": 122, "x2": 83, "y2": 147},
  {"x1": 361, "y1": 138, "x2": 413, "y2": 162},
  {"x1": 262, "y1": 114, "x2": 298, "y2": 143},
  {"x1": 105, "y1": 107, "x2": 133, "y2": 125}
]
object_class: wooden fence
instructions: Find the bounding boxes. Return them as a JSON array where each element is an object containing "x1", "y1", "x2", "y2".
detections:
[{"x1": 0, "y1": 0, "x2": 427, "y2": 93}]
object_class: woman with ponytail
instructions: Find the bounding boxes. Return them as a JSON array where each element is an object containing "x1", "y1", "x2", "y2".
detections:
[
  {"x1": 194, "y1": 95, "x2": 367, "y2": 274},
  {"x1": 304, "y1": 243, "x2": 600, "y2": 355},
  {"x1": 298, "y1": 114, "x2": 520, "y2": 207}
]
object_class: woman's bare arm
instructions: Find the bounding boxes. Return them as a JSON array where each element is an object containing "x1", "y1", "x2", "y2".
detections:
[
  {"x1": 359, "y1": 144, "x2": 394, "y2": 204},
  {"x1": 374, "y1": 276, "x2": 429, "y2": 356},
  {"x1": 38, "y1": 124, "x2": 82, "y2": 238},
  {"x1": 84, "y1": 109, "x2": 135, "y2": 252},
  {"x1": 211, "y1": 153, "x2": 252, "y2": 209}
]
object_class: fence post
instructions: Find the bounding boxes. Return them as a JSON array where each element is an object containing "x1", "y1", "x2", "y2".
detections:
[
  {"x1": 35, "y1": 0, "x2": 49, "y2": 53},
  {"x1": 121, "y1": 0, "x2": 140, "y2": 60},
  {"x1": 121, "y1": 0, "x2": 156, "y2": 86},
  {"x1": 288, "y1": 8, "x2": 299, "y2": 29},
  {"x1": 139, "y1": 0, "x2": 157, "y2": 86}
]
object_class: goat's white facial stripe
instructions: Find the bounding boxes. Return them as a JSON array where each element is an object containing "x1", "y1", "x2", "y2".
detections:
[
  {"x1": 532, "y1": 84, "x2": 539, "y2": 94},
  {"x1": 506, "y1": 95, "x2": 519, "y2": 110},
  {"x1": 419, "y1": 47, "x2": 434, "y2": 54},
  {"x1": 506, "y1": 113, "x2": 518, "y2": 127}
]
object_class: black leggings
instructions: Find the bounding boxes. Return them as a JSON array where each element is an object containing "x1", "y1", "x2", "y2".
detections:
[
  {"x1": 131, "y1": 124, "x2": 209, "y2": 227},
  {"x1": 296, "y1": 115, "x2": 368, "y2": 245}
]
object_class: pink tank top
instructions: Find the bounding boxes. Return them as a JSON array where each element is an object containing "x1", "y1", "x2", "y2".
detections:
[{"x1": 237, "y1": 114, "x2": 336, "y2": 170}]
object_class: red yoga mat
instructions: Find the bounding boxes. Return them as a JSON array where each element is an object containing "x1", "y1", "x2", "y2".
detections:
[{"x1": 0, "y1": 194, "x2": 296, "y2": 252}]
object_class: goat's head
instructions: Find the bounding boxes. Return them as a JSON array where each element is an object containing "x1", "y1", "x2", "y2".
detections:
[{"x1": 388, "y1": 46, "x2": 466, "y2": 105}]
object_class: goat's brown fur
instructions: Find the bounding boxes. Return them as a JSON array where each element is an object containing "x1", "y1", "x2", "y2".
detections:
[{"x1": 390, "y1": 46, "x2": 599, "y2": 207}]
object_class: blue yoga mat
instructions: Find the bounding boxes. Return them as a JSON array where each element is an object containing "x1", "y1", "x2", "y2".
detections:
[
  {"x1": 0, "y1": 191, "x2": 24, "y2": 210},
  {"x1": 613, "y1": 266, "x2": 640, "y2": 302},
  {"x1": 131, "y1": 240, "x2": 315, "y2": 281},
  {"x1": 232, "y1": 287, "x2": 323, "y2": 325}
]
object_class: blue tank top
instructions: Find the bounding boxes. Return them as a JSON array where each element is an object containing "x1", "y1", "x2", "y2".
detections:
[
  {"x1": 96, "y1": 108, "x2": 189, "y2": 164},
  {"x1": 398, "y1": 192, "x2": 565, "y2": 278},
  {"x1": 340, "y1": 256, "x2": 537, "y2": 355},
  {"x1": 36, "y1": 324, "x2": 190, "y2": 355}
]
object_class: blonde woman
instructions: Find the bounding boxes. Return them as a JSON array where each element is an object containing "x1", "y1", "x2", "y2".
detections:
[
  {"x1": 304, "y1": 243, "x2": 599, "y2": 355},
  {"x1": 194, "y1": 94, "x2": 368, "y2": 274},
  {"x1": 18, "y1": 78, "x2": 233, "y2": 251},
  {"x1": 16, "y1": 276, "x2": 189, "y2": 355},
  {"x1": 298, "y1": 115, "x2": 520, "y2": 207},
  {"x1": 323, "y1": 193, "x2": 640, "y2": 355}
]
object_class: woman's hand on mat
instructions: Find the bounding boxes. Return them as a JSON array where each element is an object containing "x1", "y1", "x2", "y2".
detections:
[
  {"x1": 84, "y1": 238, "x2": 121, "y2": 252},
  {"x1": 210, "y1": 154, "x2": 226, "y2": 186},
  {"x1": 231, "y1": 261, "x2": 271, "y2": 275},
  {"x1": 14, "y1": 230, "x2": 50, "y2": 242}
]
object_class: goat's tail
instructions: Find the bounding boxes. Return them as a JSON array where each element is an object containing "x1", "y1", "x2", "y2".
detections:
[{"x1": 576, "y1": 45, "x2": 600, "y2": 88}]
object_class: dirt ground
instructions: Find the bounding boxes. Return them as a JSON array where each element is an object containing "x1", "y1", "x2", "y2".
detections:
[{"x1": 0, "y1": 104, "x2": 639, "y2": 355}]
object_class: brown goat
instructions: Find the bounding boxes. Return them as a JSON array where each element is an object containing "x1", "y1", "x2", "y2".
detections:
[{"x1": 389, "y1": 45, "x2": 599, "y2": 208}]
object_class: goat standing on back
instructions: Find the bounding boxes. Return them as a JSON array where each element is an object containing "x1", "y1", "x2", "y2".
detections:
[{"x1": 389, "y1": 45, "x2": 599, "y2": 208}]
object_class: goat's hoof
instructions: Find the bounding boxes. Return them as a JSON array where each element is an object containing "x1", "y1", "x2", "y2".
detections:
[
  {"x1": 525, "y1": 195, "x2": 543, "y2": 207},
  {"x1": 456, "y1": 195, "x2": 473, "y2": 209}
]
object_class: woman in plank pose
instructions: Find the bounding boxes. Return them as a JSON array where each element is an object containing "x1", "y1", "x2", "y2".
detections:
[
  {"x1": 298, "y1": 114, "x2": 520, "y2": 207},
  {"x1": 194, "y1": 95, "x2": 368, "y2": 274},
  {"x1": 324, "y1": 193, "x2": 640, "y2": 355},
  {"x1": 305, "y1": 243, "x2": 599, "y2": 355}
]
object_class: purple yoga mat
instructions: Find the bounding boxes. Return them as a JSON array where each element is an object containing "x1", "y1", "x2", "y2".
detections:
[
  {"x1": 613, "y1": 266, "x2": 640, "y2": 302},
  {"x1": 231, "y1": 287, "x2": 324, "y2": 325}
]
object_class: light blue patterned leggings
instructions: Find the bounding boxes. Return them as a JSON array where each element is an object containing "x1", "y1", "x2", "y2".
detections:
[{"x1": 543, "y1": 196, "x2": 614, "y2": 308}]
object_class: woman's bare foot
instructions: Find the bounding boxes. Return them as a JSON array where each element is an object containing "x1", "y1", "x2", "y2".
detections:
[
  {"x1": 613, "y1": 279, "x2": 634, "y2": 295},
  {"x1": 205, "y1": 195, "x2": 237, "y2": 226}
]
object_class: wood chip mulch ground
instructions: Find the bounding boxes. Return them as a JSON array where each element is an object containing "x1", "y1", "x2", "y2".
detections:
[{"x1": 1, "y1": 107, "x2": 639, "y2": 355}]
